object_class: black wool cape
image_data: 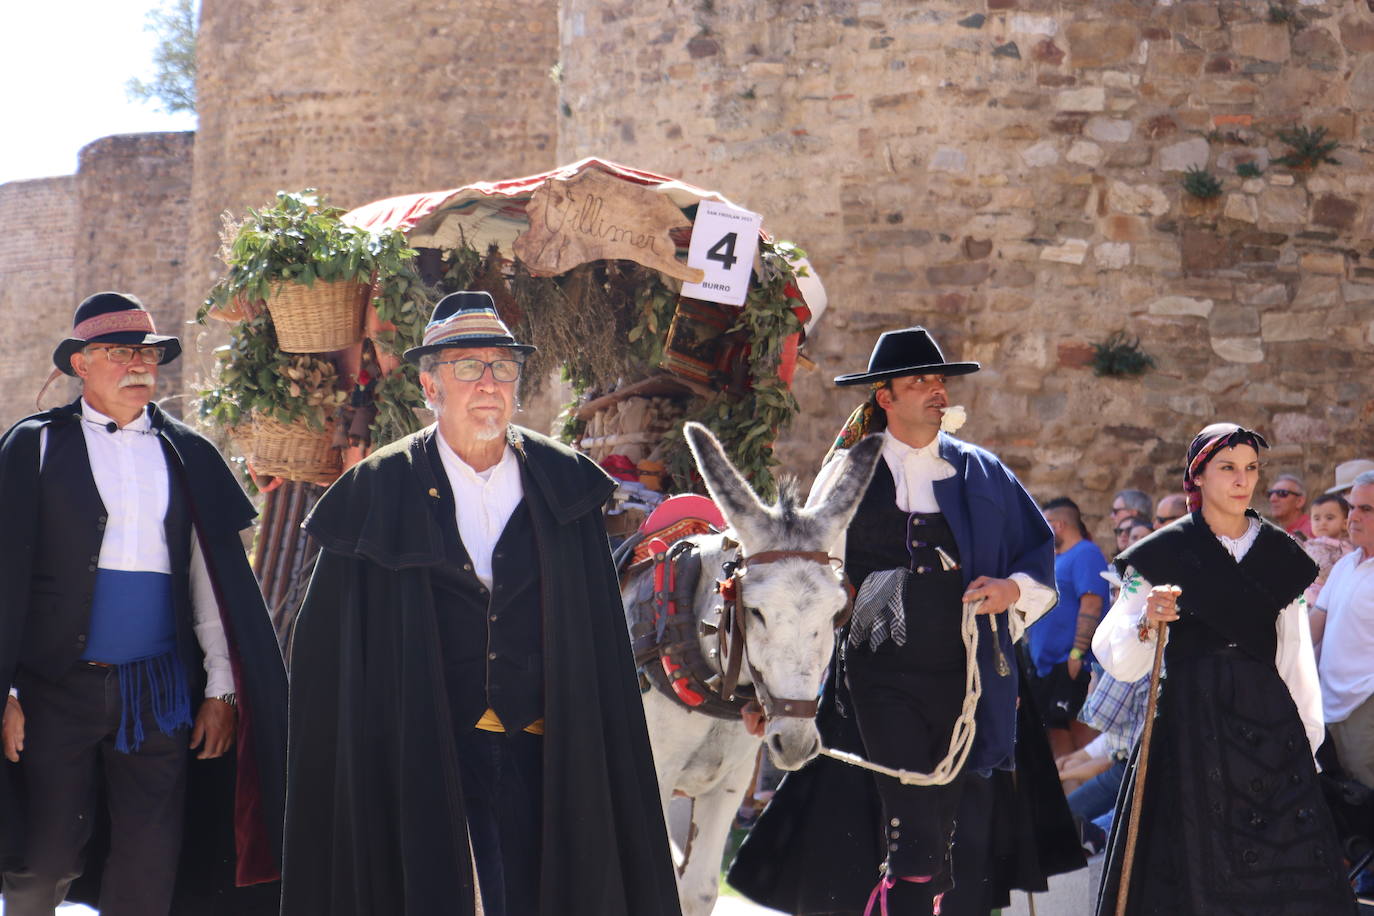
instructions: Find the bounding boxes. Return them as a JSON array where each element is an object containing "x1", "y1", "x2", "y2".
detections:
[
  {"x1": 280, "y1": 426, "x2": 681, "y2": 916},
  {"x1": 0, "y1": 399, "x2": 288, "y2": 912}
]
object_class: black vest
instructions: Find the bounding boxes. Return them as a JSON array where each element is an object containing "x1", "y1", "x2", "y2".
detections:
[
  {"x1": 846, "y1": 461, "x2": 966, "y2": 670},
  {"x1": 426, "y1": 439, "x2": 544, "y2": 732},
  {"x1": 1114, "y1": 510, "x2": 1316, "y2": 664},
  {"x1": 24, "y1": 415, "x2": 196, "y2": 684}
]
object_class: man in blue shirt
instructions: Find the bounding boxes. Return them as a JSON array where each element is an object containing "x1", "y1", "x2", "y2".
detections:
[{"x1": 1033, "y1": 497, "x2": 1111, "y2": 758}]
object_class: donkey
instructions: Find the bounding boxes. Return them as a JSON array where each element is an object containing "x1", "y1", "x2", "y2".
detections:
[{"x1": 623, "y1": 421, "x2": 882, "y2": 916}]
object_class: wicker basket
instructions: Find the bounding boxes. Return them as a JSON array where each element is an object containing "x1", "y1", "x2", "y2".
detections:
[
  {"x1": 265, "y1": 279, "x2": 370, "y2": 353},
  {"x1": 249, "y1": 414, "x2": 341, "y2": 485},
  {"x1": 226, "y1": 423, "x2": 255, "y2": 459}
]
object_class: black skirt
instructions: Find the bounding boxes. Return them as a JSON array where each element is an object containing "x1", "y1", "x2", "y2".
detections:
[
  {"x1": 727, "y1": 662, "x2": 1083, "y2": 915},
  {"x1": 1096, "y1": 649, "x2": 1358, "y2": 916}
]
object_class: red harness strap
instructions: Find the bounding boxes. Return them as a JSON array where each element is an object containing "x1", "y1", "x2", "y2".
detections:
[{"x1": 650, "y1": 538, "x2": 705, "y2": 707}]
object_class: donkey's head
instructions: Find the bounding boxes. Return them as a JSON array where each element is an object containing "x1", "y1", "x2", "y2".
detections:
[{"x1": 683, "y1": 422, "x2": 883, "y2": 770}]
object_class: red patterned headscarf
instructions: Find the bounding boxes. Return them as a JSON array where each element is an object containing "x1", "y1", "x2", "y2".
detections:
[
  {"x1": 1183, "y1": 422, "x2": 1270, "y2": 512},
  {"x1": 823, "y1": 386, "x2": 888, "y2": 466}
]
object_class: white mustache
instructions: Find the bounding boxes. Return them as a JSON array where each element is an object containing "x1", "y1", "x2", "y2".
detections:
[{"x1": 119, "y1": 372, "x2": 155, "y2": 388}]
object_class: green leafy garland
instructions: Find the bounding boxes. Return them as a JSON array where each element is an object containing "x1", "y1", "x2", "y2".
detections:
[
  {"x1": 198, "y1": 189, "x2": 434, "y2": 451},
  {"x1": 198, "y1": 190, "x2": 808, "y2": 499},
  {"x1": 197, "y1": 314, "x2": 345, "y2": 432},
  {"x1": 204, "y1": 190, "x2": 414, "y2": 309},
  {"x1": 630, "y1": 241, "x2": 806, "y2": 499}
]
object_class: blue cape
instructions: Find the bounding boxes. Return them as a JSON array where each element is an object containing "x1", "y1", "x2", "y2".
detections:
[{"x1": 932, "y1": 433, "x2": 1057, "y2": 770}]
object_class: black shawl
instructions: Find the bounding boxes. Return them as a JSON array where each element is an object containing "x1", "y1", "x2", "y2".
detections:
[
  {"x1": 280, "y1": 426, "x2": 681, "y2": 916},
  {"x1": 1114, "y1": 510, "x2": 1316, "y2": 663},
  {"x1": 0, "y1": 399, "x2": 288, "y2": 910}
]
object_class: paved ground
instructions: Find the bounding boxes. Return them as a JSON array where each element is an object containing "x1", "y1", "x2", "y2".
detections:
[{"x1": 711, "y1": 855, "x2": 1100, "y2": 916}]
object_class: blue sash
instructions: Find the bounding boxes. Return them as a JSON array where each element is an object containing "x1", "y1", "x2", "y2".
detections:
[{"x1": 83, "y1": 569, "x2": 191, "y2": 752}]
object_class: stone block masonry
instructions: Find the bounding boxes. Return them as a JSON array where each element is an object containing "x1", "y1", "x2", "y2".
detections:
[
  {"x1": 6, "y1": 0, "x2": 1374, "y2": 550},
  {"x1": 557, "y1": 0, "x2": 1374, "y2": 542},
  {"x1": 0, "y1": 177, "x2": 80, "y2": 427}
]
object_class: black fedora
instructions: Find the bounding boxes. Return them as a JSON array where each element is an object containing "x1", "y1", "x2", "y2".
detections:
[
  {"x1": 834, "y1": 326, "x2": 980, "y2": 387},
  {"x1": 402, "y1": 291, "x2": 536, "y2": 365},
  {"x1": 52, "y1": 292, "x2": 181, "y2": 377}
]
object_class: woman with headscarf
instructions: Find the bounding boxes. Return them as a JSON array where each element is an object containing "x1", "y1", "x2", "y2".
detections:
[{"x1": 1092, "y1": 423, "x2": 1357, "y2": 915}]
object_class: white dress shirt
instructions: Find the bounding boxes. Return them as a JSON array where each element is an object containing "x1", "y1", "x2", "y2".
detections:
[
  {"x1": 1092, "y1": 517, "x2": 1325, "y2": 758},
  {"x1": 434, "y1": 430, "x2": 524, "y2": 590},
  {"x1": 1316, "y1": 547, "x2": 1374, "y2": 723},
  {"x1": 26, "y1": 401, "x2": 234, "y2": 699},
  {"x1": 809, "y1": 430, "x2": 1057, "y2": 638}
]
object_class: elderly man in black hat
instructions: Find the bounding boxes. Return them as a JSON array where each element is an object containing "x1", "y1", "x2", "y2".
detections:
[
  {"x1": 0, "y1": 293, "x2": 287, "y2": 915},
  {"x1": 281, "y1": 291, "x2": 680, "y2": 916},
  {"x1": 730, "y1": 327, "x2": 1082, "y2": 916}
]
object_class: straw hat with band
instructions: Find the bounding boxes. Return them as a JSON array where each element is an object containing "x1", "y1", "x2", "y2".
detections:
[{"x1": 403, "y1": 290, "x2": 535, "y2": 365}]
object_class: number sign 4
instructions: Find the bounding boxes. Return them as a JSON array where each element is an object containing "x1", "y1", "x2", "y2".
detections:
[{"x1": 683, "y1": 202, "x2": 762, "y2": 307}]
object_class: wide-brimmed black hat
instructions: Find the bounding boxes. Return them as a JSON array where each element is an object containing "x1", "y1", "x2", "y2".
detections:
[
  {"x1": 402, "y1": 291, "x2": 536, "y2": 365},
  {"x1": 834, "y1": 326, "x2": 980, "y2": 386},
  {"x1": 52, "y1": 292, "x2": 181, "y2": 377}
]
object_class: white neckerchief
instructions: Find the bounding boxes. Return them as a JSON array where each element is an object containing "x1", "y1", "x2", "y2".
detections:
[
  {"x1": 434, "y1": 430, "x2": 524, "y2": 590},
  {"x1": 1215, "y1": 516, "x2": 1262, "y2": 562},
  {"x1": 881, "y1": 430, "x2": 956, "y2": 513},
  {"x1": 78, "y1": 400, "x2": 171, "y2": 574}
]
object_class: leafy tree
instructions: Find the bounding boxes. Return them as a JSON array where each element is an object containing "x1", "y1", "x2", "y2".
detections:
[{"x1": 126, "y1": 0, "x2": 197, "y2": 115}]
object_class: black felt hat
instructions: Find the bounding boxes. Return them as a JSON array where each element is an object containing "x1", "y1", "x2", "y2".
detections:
[
  {"x1": 834, "y1": 326, "x2": 980, "y2": 387},
  {"x1": 402, "y1": 291, "x2": 536, "y2": 365},
  {"x1": 52, "y1": 292, "x2": 181, "y2": 377}
]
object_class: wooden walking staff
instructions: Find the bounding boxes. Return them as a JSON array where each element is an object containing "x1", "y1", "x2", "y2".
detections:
[{"x1": 1114, "y1": 586, "x2": 1178, "y2": 916}]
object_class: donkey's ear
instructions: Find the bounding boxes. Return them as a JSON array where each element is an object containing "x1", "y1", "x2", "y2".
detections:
[
  {"x1": 683, "y1": 422, "x2": 768, "y2": 533},
  {"x1": 811, "y1": 434, "x2": 884, "y2": 545}
]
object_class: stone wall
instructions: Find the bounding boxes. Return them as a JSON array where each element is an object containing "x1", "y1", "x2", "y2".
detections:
[
  {"x1": 558, "y1": 0, "x2": 1374, "y2": 533},
  {"x1": 0, "y1": 177, "x2": 79, "y2": 427},
  {"x1": 188, "y1": 0, "x2": 562, "y2": 367},
  {"x1": 75, "y1": 132, "x2": 196, "y2": 405}
]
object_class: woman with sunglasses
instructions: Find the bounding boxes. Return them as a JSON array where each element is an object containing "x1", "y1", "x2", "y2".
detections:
[{"x1": 1092, "y1": 423, "x2": 1357, "y2": 915}]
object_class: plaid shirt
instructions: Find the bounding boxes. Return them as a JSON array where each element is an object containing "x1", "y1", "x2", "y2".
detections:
[{"x1": 1079, "y1": 663, "x2": 1150, "y2": 759}]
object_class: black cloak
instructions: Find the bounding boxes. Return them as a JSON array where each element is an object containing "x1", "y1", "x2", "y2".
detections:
[
  {"x1": 0, "y1": 399, "x2": 288, "y2": 912},
  {"x1": 280, "y1": 426, "x2": 681, "y2": 916}
]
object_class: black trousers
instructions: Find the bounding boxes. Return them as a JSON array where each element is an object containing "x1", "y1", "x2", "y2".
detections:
[
  {"x1": 2, "y1": 663, "x2": 187, "y2": 916},
  {"x1": 845, "y1": 658, "x2": 970, "y2": 910},
  {"x1": 454, "y1": 728, "x2": 543, "y2": 916}
]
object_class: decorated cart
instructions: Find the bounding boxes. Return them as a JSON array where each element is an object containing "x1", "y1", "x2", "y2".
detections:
[{"x1": 196, "y1": 158, "x2": 826, "y2": 640}]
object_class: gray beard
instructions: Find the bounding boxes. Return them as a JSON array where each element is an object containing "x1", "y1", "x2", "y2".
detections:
[{"x1": 473, "y1": 419, "x2": 504, "y2": 442}]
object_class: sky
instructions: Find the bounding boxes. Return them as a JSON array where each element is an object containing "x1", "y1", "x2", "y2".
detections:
[{"x1": 0, "y1": 0, "x2": 197, "y2": 186}]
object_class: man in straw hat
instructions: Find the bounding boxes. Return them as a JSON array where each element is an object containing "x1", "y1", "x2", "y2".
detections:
[
  {"x1": 730, "y1": 326, "x2": 1082, "y2": 916},
  {"x1": 281, "y1": 291, "x2": 680, "y2": 916},
  {"x1": 0, "y1": 293, "x2": 287, "y2": 915}
]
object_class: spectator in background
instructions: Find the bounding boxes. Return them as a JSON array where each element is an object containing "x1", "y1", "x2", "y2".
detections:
[
  {"x1": 1153, "y1": 493, "x2": 1187, "y2": 529},
  {"x1": 1268, "y1": 472, "x2": 1313, "y2": 540},
  {"x1": 1327, "y1": 459, "x2": 1374, "y2": 497},
  {"x1": 1110, "y1": 489, "x2": 1152, "y2": 529},
  {"x1": 1113, "y1": 515, "x2": 1152, "y2": 555},
  {"x1": 1123, "y1": 519, "x2": 1152, "y2": 548},
  {"x1": 1056, "y1": 667, "x2": 1150, "y2": 851},
  {"x1": 1305, "y1": 494, "x2": 1353, "y2": 620},
  {"x1": 1313, "y1": 472, "x2": 1374, "y2": 789},
  {"x1": 1035, "y1": 497, "x2": 1111, "y2": 757}
]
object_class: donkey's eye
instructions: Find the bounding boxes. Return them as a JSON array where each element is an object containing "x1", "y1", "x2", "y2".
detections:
[{"x1": 748, "y1": 606, "x2": 765, "y2": 625}]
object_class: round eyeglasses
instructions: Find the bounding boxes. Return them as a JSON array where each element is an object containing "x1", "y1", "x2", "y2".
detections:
[
  {"x1": 434, "y1": 357, "x2": 524, "y2": 383},
  {"x1": 85, "y1": 345, "x2": 165, "y2": 366}
]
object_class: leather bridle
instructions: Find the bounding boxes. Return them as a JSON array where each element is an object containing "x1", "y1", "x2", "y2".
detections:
[{"x1": 715, "y1": 548, "x2": 853, "y2": 721}]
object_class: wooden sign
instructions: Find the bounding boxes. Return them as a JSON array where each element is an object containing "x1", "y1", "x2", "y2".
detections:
[{"x1": 514, "y1": 169, "x2": 705, "y2": 283}]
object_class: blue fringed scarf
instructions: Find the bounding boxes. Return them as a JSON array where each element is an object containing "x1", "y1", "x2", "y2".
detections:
[
  {"x1": 113, "y1": 650, "x2": 193, "y2": 753},
  {"x1": 84, "y1": 569, "x2": 192, "y2": 752}
]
